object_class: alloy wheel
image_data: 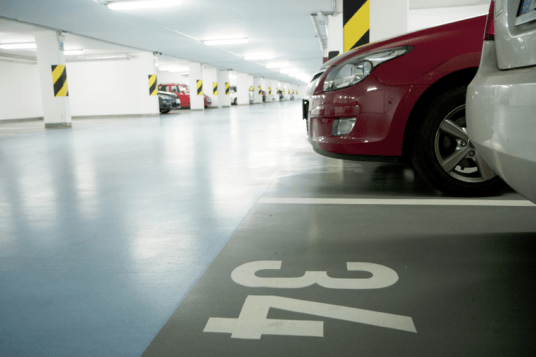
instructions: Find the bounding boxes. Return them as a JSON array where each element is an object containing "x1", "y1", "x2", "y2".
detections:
[{"x1": 434, "y1": 104, "x2": 497, "y2": 183}]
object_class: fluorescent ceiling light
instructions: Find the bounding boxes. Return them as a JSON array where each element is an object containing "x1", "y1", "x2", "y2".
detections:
[
  {"x1": 64, "y1": 50, "x2": 84, "y2": 56},
  {"x1": 85, "y1": 55, "x2": 129, "y2": 60},
  {"x1": 0, "y1": 43, "x2": 37, "y2": 50},
  {"x1": 203, "y1": 38, "x2": 248, "y2": 46},
  {"x1": 265, "y1": 62, "x2": 289, "y2": 69},
  {"x1": 244, "y1": 54, "x2": 275, "y2": 61},
  {"x1": 108, "y1": 0, "x2": 181, "y2": 10}
]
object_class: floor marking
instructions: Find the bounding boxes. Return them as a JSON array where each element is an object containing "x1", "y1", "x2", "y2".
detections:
[
  {"x1": 259, "y1": 198, "x2": 536, "y2": 207},
  {"x1": 231, "y1": 261, "x2": 398, "y2": 289},
  {"x1": 204, "y1": 295, "x2": 417, "y2": 339}
]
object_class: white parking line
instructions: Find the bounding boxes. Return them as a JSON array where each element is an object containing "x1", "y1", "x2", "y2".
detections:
[{"x1": 258, "y1": 198, "x2": 536, "y2": 207}]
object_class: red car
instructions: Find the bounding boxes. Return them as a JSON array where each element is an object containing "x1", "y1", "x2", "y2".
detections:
[
  {"x1": 304, "y1": 16, "x2": 505, "y2": 196},
  {"x1": 158, "y1": 83, "x2": 211, "y2": 108}
]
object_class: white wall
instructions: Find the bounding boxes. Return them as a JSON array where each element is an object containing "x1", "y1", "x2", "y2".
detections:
[
  {"x1": 408, "y1": 4, "x2": 490, "y2": 32},
  {"x1": 157, "y1": 71, "x2": 188, "y2": 85},
  {"x1": 236, "y1": 73, "x2": 249, "y2": 105},
  {"x1": 0, "y1": 61, "x2": 43, "y2": 121},
  {"x1": 68, "y1": 55, "x2": 158, "y2": 117},
  {"x1": 297, "y1": 85, "x2": 307, "y2": 99}
]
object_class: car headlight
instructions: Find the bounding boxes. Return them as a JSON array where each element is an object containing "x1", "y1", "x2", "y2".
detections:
[{"x1": 323, "y1": 46, "x2": 412, "y2": 92}]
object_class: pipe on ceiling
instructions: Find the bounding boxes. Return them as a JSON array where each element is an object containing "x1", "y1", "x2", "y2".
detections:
[{"x1": 310, "y1": 12, "x2": 328, "y2": 57}]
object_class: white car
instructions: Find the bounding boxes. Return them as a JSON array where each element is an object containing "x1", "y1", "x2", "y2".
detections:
[
  {"x1": 467, "y1": 0, "x2": 536, "y2": 202},
  {"x1": 230, "y1": 86, "x2": 238, "y2": 105}
]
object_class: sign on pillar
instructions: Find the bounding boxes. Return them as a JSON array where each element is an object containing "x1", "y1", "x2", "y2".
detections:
[
  {"x1": 149, "y1": 75, "x2": 157, "y2": 96},
  {"x1": 213, "y1": 82, "x2": 218, "y2": 95},
  {"x1": 343, "y1": 0, "x2": 370, "y2": 52},
  {"x1": 52, "y1": 65, "x2": 69, "y2": 97},
  {"x1": 225, "y1": 83, "x2": 230, "y2": 95}
]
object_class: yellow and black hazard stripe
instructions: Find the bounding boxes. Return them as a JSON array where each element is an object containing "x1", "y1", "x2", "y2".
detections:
[
  {"x1": 197, "y1": 80, "x2": 203, "y2": 96},
  {"x1": 269, "y1": 87, "x2": 272, "y2": 95},
  {"x1": 250, "y1": 86, "x2": 254, "y2": 92},
  {"x1": 258, "y1": 86, "x2": 262, "y2": 95},
  {"x1": 52, "y1": 65, "x2": 68, "y2": 97},
  {"x1": 343, "y1": 0, "x2": 370, "y2": 52},
  {"x1": 225, "y1": 82, "x2": 230, "y2": 95},
  {"x1": 213, "y1": 82, "x2": 218, "y2": 95},
  {"x1": 149, "y1": 75, "x2": 157, "y2": 96}
]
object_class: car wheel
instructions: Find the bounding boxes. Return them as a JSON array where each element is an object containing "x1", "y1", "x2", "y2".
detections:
[
  {"x1": 411, "y1": 85, "x2": 505, "y2": 196},
  {"x1": 233, "y1": 98, "x2": 237, "y2": 105},
  {"x1": 160, "y1": 109, "x2": 170, "y2": 114}
]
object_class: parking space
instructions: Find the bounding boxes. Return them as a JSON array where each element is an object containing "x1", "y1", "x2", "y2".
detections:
[{"x1": 142, "y1": 142, "x2": 536, "y2": 357}]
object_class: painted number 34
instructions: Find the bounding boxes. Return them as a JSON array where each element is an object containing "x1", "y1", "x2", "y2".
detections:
[{"x1": 203, "y1": 261, "x2": 417, "y2": 339}]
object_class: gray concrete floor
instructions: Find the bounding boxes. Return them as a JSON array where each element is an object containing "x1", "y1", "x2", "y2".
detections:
[{"x1": 1, "y1": 102, "x2": 535, "y2": 357}]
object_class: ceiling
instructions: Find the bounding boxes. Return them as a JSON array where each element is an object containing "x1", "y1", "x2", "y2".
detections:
[{"x1": 0, "y1": 0, "x2": 491, "y2": 84}]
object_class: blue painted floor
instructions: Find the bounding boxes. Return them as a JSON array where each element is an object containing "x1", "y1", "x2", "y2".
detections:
[{"x1": 0, "y1": 102, "x2": 307, "y2": 357}]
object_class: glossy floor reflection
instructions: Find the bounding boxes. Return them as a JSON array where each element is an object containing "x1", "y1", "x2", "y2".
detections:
[
  {"x1": 0, "y1": 101, "x2": 527, "y2": 357},
  {"x1": 0, "y1": 103, "x2": 305, "y2": 357}
]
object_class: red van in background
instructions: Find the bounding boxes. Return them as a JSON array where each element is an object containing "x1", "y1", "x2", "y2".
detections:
[{"x1": 158, "y1": 83, "x2": 212, "y2": 108}]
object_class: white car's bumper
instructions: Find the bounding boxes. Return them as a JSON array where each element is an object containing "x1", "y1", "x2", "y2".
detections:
[{"x1": 467, "y1": 41, "x2": 536, "y2": 202}]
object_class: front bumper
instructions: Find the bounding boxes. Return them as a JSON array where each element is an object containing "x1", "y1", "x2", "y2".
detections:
[
  {"x1": 467, "y1": 41, "x2": 536, "y2": 202},
  {"x1": 306, "y1": 74, "x2": 415, "y2": 157}
]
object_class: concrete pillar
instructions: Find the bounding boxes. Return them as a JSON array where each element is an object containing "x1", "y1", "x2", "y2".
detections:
[
  {"x1": 274, "y1": 81, "x2": 280, "y2": 102},
  {"x1": 135, "y1": 52, "x2": 159, "y2": 115},
  {"x1": 286, "y1": 84, "x2": 291, "y2": 100},
  {"x1": 253, "y1": 77, "x2": 263, "y2": 104},
  {"x1": 341, "y1": 0, "x2": 408, "y2": 53},
  {"x1": 35, "y1": 30, "x2": 72, "y2": 128},
  {"x1": 202, "y1": 67, "x2": 218, "y2": 108},
  {"x1": 327, "y1": 0, "x2": 343, "y2": 60},
  {"x1": 236, "y1": 72, "x2": 249, "y2": 105},
  {"x1": 267, "y1": 80, "x2": 275, "y2": 103},
  {"x1": 189, "y1": 62, "x2": 204, "y2": 111},
  {"x1": 370, "y1": 0, "x2": 408, "y2": 42},
  {"x1": 218, "y1": 70, "x2": 231, "y2": 108}
]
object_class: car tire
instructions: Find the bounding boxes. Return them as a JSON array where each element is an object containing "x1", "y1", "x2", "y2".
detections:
[
  {"x1": 411, "y1": 85, "x2": 505, "y2": 196},
  {"x1": 160, "y1": 109, "x2": 170, "y2": 114},
  {"x1": 233, "y1": 98, "x2": 237, "y2": 105}
]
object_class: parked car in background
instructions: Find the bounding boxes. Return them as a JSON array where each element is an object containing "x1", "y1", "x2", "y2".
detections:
[
  {"x1": 467, "y1": 0, "x2": 536, "y2": 203},
  {"x1": 158, "y1": 91, "x2": 180, "y2": 114},
  {"x1": 158, "y1": 83, "x2": 211, "y2": 108},
  {"x1": 230, "y1": 86, "x2": 238, "y2": 105},
  {"x1": 304, "y1": 15, "x2": 505, "y2": 196}
]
